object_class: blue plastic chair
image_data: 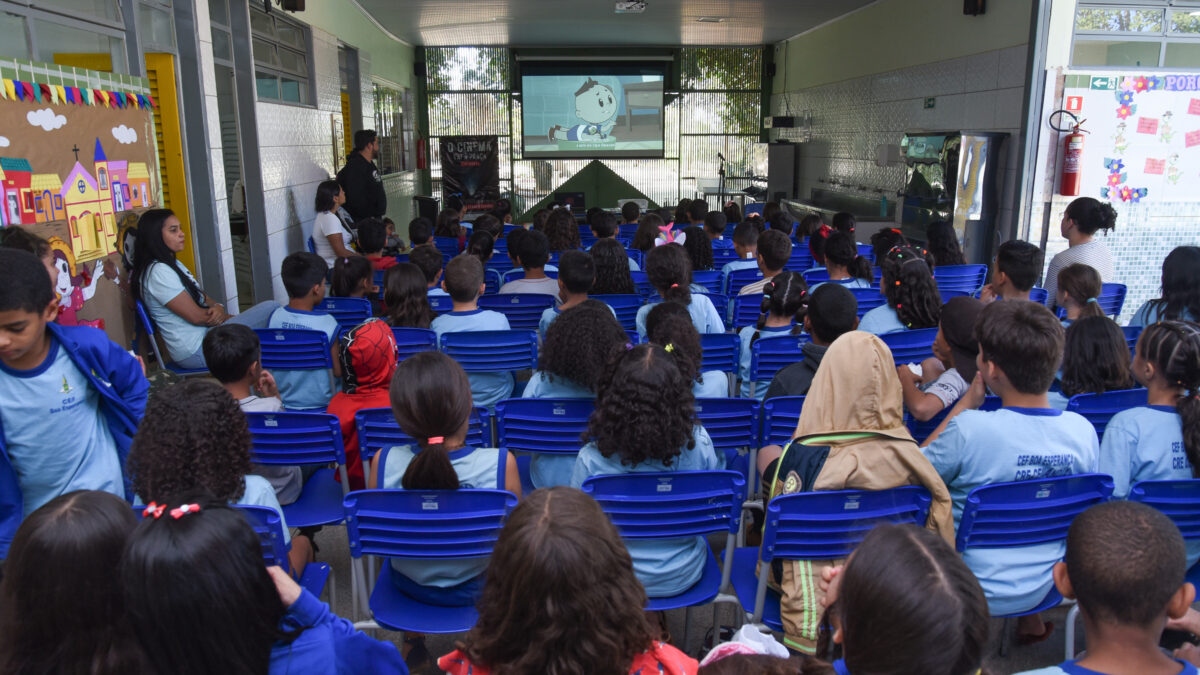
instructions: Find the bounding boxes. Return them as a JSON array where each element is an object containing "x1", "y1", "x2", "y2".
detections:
[
  {"x1": 749, "y1": 334, "x2": 809, "y2": 399},
  {"x1": 694, "y1": 398, "x2": 760, "y2": 476},
  {"x1": 478, "y1": 294, "x2": 557, "y2": 331},
  {"x1": 694, "y1": 293, "x2": 729, "y2": 331},
  {"x1": 933, "y1": 264, "x2": 988, "y2": 294},
  {"x1": 1055, "y1": 283, "x2": 1127, "y2": 320},
  {"x1": 389, "y1": 327, "x2": 437, "y2": 363},
  {"x1": 880, "y1": 327, "x2": 938, "y2": 365},
  {"x1": 619, "y1": 224, "x2": 640, "y2": 239},
  {"x1": 802, "y1": 268, "x2": 839, "y2": 284},
  {"x1": 759, "y1": 395, "x2": 805, "y2": 448},
  {"x1": 905, "y1": 395, "x2": 1002, "y2": 444},
  {"x1": 499, "y1": 268, "x2": 559, "y2": 284},
  {"x1": 237, "y1": 504, "x2": 332, "y2": 599},
  {"x1": 1029, "y1": 287, "x2": 1049, "y2": 304},
  {"x1": 373, "y1": 269, "x2": 387, "y2": 299},
  {"x1": 316, "y1": 297, "x2": 371, "y2": 335},
  {"x1": 731, "y1": 486, "x2": 933, "y2": 631},
  {"x1": 134, "y1": 300, "x2": 208, "y2": 376},
  {"x1": 254, "y1": 329, "x2": 334, "y2": 410},
  {"x1": 744, "y1": 203, "x2": 764, "y2": 218},
  {"x1": 440, "y1": 329, "x2": 538, "y2": 374},
  {"x1": 582, "y1": 470, "x2": 746, "y2": 645},
  {"x1": 1066, "y1": 388, "x2": 1147, "y2": 440},
  {"x1": 306, "y1": 236, "x2": 316, "y2": 254},
  {"x1": 630, "y1": 270, "x2": 655, "y2": 298},
  {"x1": 700, "y1": 332, "x2": 740, "y2": 390},
  {"x1": 593, "y1": 294, "x2": 644, "y2": 339},
  {"x1": 726, "y1": 267, "x2": 765, "y2": 296},
  {"x1": 783, "y1": 249, "x2": 814, "y2": 273},
  {"x1": 731, "y1": 294, "x2": 766, "y2": 329},
  {"x1": 1122, "y1": 325, "x2": 1143, "y2": 356},
  {"x1": 857, "y1": 243, "x2": 876, "y2": 264},
  {"x1": 693, "y1": 270, "x2": 724, "y2": 293},
  {"x1": 712, "y1": 248, "x2": 739, "y2": 269},
  {"x1": 850, "y1": 288, "x2": 887, "y2": 318},
  {"x1": 427, "y1": 293, "x2": 454, "y2": 313},
  {"x1": 494, "y1": 398, "x2": 593, "y2": 492},
  {"x1": 433, "y1": 236, "x2": 459, "y2": 258},
  {"x1": 355, "y1": 405, "x2": 491, "y2": 463},
  {"x1": 343, "y1": 489, "x2": 517, "y2": 631},
  {"x1": 245, "y1": 411, "x2": 351, "y2": 530},
  {"x1": 626, "y1": 248, "x2": 645, "y2": 269},
  {"x1": 483, "y1": 268, "x2": 502, "y2": 295}
]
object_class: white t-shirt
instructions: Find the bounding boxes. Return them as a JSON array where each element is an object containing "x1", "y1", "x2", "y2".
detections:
[
  {"x1": 142, "y1": 260, "x2": 209, "y2": 362},
  {"x1": 920, "y1": 367, "x2": 969, "y2": 408},
  {"x1": 312, "y1": 211, "x2": 353, "y2": 268},
  {"x1": 1043, "y1": 240, "x2": 1115, "y2": 311}
]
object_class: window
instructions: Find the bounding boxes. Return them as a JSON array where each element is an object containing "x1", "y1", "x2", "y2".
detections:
[
  {"x1": 137, "y1": 1, "x2": 174, "y2": 50},
  {"x1": 249, "y1": 7, "x2": 311, "y2": 105},
  {"x1": 54, "y1": 195, "x2": 63, "y2": 209},
  {"x1": 0, "y1": 3, "x2": 127, "y2": 72},
  {"x1": 0, "y1": 12, "x2": 29, "y2": 60},
  {"x1": 1073, "y1": 2, "x2": 1200, "y2": 68},
  {"x1": 374, "y1": 83, "x2": 414, "y2": 174},
  {"x1": 34, "y1": 0, "x2": 122, "y2": 24}
]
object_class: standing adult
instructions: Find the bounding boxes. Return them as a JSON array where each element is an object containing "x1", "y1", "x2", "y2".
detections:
[
  {"x1": 336, "y1": 129, "x2": 387, "y2": 222},
  {"x1": 1043, "y1": 197, "x2": 1117, "y2": 312}
]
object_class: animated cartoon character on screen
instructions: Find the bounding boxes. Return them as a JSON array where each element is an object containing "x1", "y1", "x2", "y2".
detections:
[{"x1": 548, "y1": 78, "x2": 618, "y2": 143}]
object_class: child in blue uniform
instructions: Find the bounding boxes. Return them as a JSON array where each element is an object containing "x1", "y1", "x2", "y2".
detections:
[
  {"x1": 538, "y1": 250, "x2": 604, "y2": 339},
  {"x1": 267, "y1": 252, "x2": 341, "y2": 410},
  {"x1": 859, "y1": 245, "x2": 941, "y2": 335},
  {"x1": 431, "y1": 255, "x2": 513, "y2": 408},
  {"x1": 0, "y1": 249, "x2": 147, "y2": 557},
  {"x1": 1130, "y1": 246, "x2": 1200, "y2": 326},
  {"x1": 634, "y1": 243, "x2": 724, "y2": 340},
  {"x1": 738, "y1": 271, "x2": 808, "y2": 400},
  {"x1": 645, "y1": 301, "x2": 728, "y2": 400}
]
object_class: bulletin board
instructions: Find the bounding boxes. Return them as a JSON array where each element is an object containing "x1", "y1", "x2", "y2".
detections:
[{"x1": 1063, "y1": 73, "x2": 1200, "y2": 203}]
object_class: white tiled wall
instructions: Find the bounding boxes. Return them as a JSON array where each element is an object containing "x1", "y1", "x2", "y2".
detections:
[{"x1": 770, "y1": 45, "x2": 1028, "y2": 239}]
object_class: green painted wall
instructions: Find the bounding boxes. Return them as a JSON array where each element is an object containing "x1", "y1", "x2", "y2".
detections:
[
  {"x1": 289, "y1": 0, "x2": 414, "y2": 87},
  {"x1": 773, "y1": 0, "x2": 1033, "y2": 93}
]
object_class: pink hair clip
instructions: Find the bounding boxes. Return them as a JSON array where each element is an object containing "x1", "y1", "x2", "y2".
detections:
[
  {"x1": 427, "y1": 436, "x2": 445, "y2": 445},
  {"x1": 143, "y1": 502, "x2": 166, "y2": 519},
  {"x1": 169, "y1": 504, "x2": 200, "y2": 519}
]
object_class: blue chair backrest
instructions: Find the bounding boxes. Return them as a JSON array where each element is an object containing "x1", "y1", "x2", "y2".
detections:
[
  {"x1": 619, "y1": 224, "x2": 640, "y2": 239},
  {"x1": 316, "y1": 297, "x2": 371, "y2": 333},
  {"x1": 783, "y1": 249, "x2": 814, "y2": 273},
  {"x1": 856, "y1": 243, "x2": 875, "y2": 264},
  {"x1": 1029, "y1": 287, "x2": 1049, "y2": 304},
  {"x1": 938, "y1": 289, "x2": 972, "y2": 300},
  {"x1": 355, "y1": 406, "x2": 491, "y2": 461},
  {"x1": 744, "y1": 203, "x2": 764, "y2": 218},
  {"x1": 956, "y1": 474, "x2": 1114, "y2": 552},
  {"x1": 483, "y1": 268, "x2": 501, "y2": 295},
  {"x1": 440, "y1": 329, "x2": 538, "y2": 372},
  {"x1": 626, "y1": 248, "x2": 645, "y2": 269},
  {"x1": 850, "y1": 288, "x2": 887, "y2": 318},
  {"x1": 731, "y1": 294, "x2": 766, "y2": 329},
  {"x1": 1066, "y1": 388, "x2": 1148, "y2": 439},
  {"x1": 306, "y1": 237, "x2": 316, "y2": 254},
  {"x1": 726, "y1": 268, "x2": 765, "y2": 296},
  {"x1": 879, "y1": 327, "x2": 938, "y2": 364},
  {"x1": 494, "y1": 398, "x2": 593, "y2": 456},
  {"x1": 933, "y1": 265, "x2": 988, "y2": 294},
  {"x1": 593, "y1": 294, "x2": 643, "y2": 336},
  {"x1": 374, "y1": 269, "x2": 386, "y2": 299},
  {"x1": 500, "y1": 268, "x2": 559, "y2": 284},
  {"x1": 693, "y1": 270, "x2": 723, "y2": 293},
  {"x1": 1122, "y1": 325, "x2": 1143, "y2": 356},
  {"x1": 492, "y1": 239, "x2": 508, "y2": 255},
  {"x1": 1128, "y1": 480, "x2": 1200, "y2": 543},
  {"x1": 905, "y1": 395, "x2": 1002, "y2": 444},
  {"x1": 582, "y1": 470, "x2": 746, "y2": 539},
  {"x1": 712, "y1": 248, "x2": 739, "y2": 268},
  {"x1": 750, "y1": 333, "x2": 809, "y2": 382},
  {"x1": 870, "y1": 266, "x2": 884, "y2": 288},
  {"x1": 390, "y1": 327, "x2": 438, "y2": 363},
  {"x1": 245, "y1": 411, "x2": 347, "y2": 466},
  {"x1": 254, "y1": 329, "x2": 332, "y2": 370},
  {"x1": 433, "y1": 236, "x2": 459, "y2": 258},
  {"x1": 760, "y1": 395, "x2": 805, "y2": 447},
  {"x1": 759, "y1": 486, "x2": 933, "y2": 562},
  {"x1": 694, "y1": 293, "x2": 729, "y2": 330},
  {"x1": 478, "y1": 294, "x2": 557, "y2": 331},
  {"x1": 237, "y1": 504, "x2": 293, "y2": 571},
  {"x1": 630, "y1": 270, "x2": 655, "y2": 298},
  {"x1": 428, "y1": 293, "x2": 454, "y2": 313},
  {"x1": 695, "y1": 398, "x2": 760, "y2": 455},
  {"x1": 802, "y1": 268, "x2": 833, "y2": 284},
  {"x1": 485, "y1": 257, "x2": 512, "y2": 274},
  {"x1": 503, "y1": 223, "x2": 521, "y2": 235},
  {"x1": 344, "y1": 489, "x2": 517, "y2": 560},
  {"x1": 699, "y1": 332, "x2": 740, "y2": 373},
  {"x1": 1099, "y1": 283, "x2": 1127, "y2": 318}
]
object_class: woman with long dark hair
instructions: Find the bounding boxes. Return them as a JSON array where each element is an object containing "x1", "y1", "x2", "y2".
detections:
[
  {"x1": 130, "y1": 209, "x2": 278, "y2": 369},
  {"x1": 312, "y1": 179, "x2": 360, "y2": 268}
]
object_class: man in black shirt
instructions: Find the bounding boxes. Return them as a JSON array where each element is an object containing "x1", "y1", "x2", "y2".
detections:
[{"x1": 336, "y1": 129, "x2": 387, "y2": 221}]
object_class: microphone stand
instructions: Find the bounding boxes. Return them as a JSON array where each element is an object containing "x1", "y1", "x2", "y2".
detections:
[{"x1": 717, "y1": 155, "x2": 726, "y2": 209}]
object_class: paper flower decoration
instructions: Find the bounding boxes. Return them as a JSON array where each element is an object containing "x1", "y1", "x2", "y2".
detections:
[{"x1": 1116, "y1": 105, "x2": 1134, "y2": 119}]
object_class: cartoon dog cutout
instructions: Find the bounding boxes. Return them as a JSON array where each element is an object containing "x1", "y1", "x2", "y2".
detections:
[{"x1": 548, "y1": 78, "x2": 618, "y2": 143}]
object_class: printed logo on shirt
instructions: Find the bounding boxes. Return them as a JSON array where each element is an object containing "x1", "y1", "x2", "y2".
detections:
[
  {"x1": 60, "y1": 375, "x2": 72, "y2": 394},
  {"x1": 372, "y1": 170, "x2": 381, "y2": 182},
  {"x1": 1013, "y1": 454, "x2": 1077, "y2": 481},
  {"x1": 1172, "y1": 441, "x2": 1187, "y2": 470}
]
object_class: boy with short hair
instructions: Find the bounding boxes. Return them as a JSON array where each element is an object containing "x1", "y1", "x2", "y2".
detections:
[
  {"x1": 538, "y1": 250, "x2": 614, "y2": 339},
  {"x1": 498, "y1": 229, "x2": 560, "y2": 299},
  {"x1": 620, "y1": 200, "x2": 640, "y2": 227},
  {"x1": 589, "y1": 211, "x2": 641, "y2": 271},
  {"x1": 267, "y1": 252, "x2": 341, "y2": 411},
  {"x1": 410, "y1": 245, "x2": 448, "y2": 297},
  {"x1": 981, "y1": 240, "x2": 1045, "y2": 303},
  {"x1": 0, "y1": 249, "x2": 147, "y2": 556},
  {"x1": 738, "y1": 229, "x2": 792, "y2": 296},
  {"x1": 704, "y1": 211, "x2": 734, "y2": 250},
  {"x1": 687, "y1": 200, "x2": 708, "y2": 226},
  {"x1": 1016, "y1": 501, "x2": 1198, "y2": 675},
  {"x1": 431, "y1": 255, "x2": 513, "y2": 407},
  {"x1": 832, "y1": 211, "x2": 856, "y2": 235},
  {"x1": 923, "y1": 300, "x2": 1098, "y2": 641},
  {"x1": 767, "y1": 212, "x2": 794, "y2": 237},
  {"x1": 355, "y1": 218, "x2": 397, "y2": 272},
  {"x1": 764, "y1": 283, "x2": 858, "y2": 399},
  {"x1": 721, "y1": 222, "x2": 760, "y2": 289},
  {"x1": 408, "y1": 217, "x2": 434, "y2": 248}
]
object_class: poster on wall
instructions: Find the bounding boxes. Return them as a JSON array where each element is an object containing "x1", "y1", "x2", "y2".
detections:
[
  {"x1": 440, "y1": 135, "x2": 500, "y2": 216},
  {"x1": 1065, "y1": 73, "x2": 1200, "y2": 203}
]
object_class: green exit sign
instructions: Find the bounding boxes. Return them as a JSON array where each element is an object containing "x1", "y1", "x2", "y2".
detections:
[{"x1": 924, "y1": 97, "x2": 936, "y2": 109}]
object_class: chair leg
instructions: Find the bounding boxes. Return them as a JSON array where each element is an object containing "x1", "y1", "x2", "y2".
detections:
[
  {"x1": 998, "y1": 617, "x2": 1010, "y2": 658},
  {"x1": 682, "y1": 607, "x2": 692, "y2": 654},
  {"x1": 1065, "y1": 604, "x2": 1081, "y2": 661}
]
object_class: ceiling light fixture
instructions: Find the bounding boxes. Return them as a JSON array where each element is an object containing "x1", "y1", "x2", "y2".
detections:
[
  {"x1": 697, "y1": 16, "x2": 725, "y2": 23},
  {"x1": 616, "y1": 1, "x2": 647, "y2": 14}
]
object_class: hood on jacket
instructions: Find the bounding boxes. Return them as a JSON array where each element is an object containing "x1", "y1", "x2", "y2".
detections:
[{"x1": 338, "y1": 318, "x2": 396, "y2": 395}]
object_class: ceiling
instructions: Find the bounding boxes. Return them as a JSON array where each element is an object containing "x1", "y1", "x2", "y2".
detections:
[{"x1": 353, "y1": 0, "x2": 879, "y2": 47}]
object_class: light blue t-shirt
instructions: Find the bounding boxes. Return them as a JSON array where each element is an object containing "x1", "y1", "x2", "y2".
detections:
[
  {"x1": 522, "y1": 370, "x2": 593, "y2": 488},
  {"x1": 635, "y1": 295, "x2": 725, "y2": 341},
  {"x1": 811, "y1": 277, "x2": 872, "y2": 291},
  {"x1": 538, "y1": 302, "x2": 617, "y2": 341},
  {"x1": 721, "y1": 258, "x2": 759, "y2": 292},
  {"x1": 923, "y1": 408, "x2": 1099, "y2": 615},
  {"x1": 428, "y1": 287, "x2": 449, "y2": 297},
  {"x1": 570, "y1": 426, "x2": 721, "y2": 597},
  {"x1": 142, "y1": 260, "x2": 209, "y2": 362},
  {"x1": 695, "y1": 370, "x2": 729, "y2": 399},
  {"x1": 858, "y1": 304, "x2": 906, "y2": 335},
  {"x1": 381, "y1": 444, "x2": 504, "y2": 587},
  {"x1": 1129, "y1": 301, "x2": 1195, "y2": 327},
  {"x1": 0, "y1": 338, "x2": 123, "y2": 516},
  {"x1": 1016, "y1": 659, "x2": 1199, "y2": 675},
  {"x1": 267, "y1": 307, "x2": 339, "y2": 411},
  {"x1": 239, "y1": 474, "x2": 291, "y2": 545},
  {"x1": 738, "y1": 324, "x2": 795, "y2": 400},
  {"x1": 431, "y1": 309, "x2": 513, "y2": 408},
  {"x1": 1099, "y1": 405, "x2": 1190, "y2": 499}
]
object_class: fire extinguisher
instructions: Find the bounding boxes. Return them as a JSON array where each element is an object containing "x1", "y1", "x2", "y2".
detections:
[
  {"x1": 417, "y1": 138, "x2": 427, "y2": 170},
  {"x1": 1060, "y1": 120, "x2": 1088, "y2": 197}
]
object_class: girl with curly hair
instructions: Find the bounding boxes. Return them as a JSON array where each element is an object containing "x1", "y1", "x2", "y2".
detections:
[
  {"x1": 682, "y1": 225, "x2": 714, "y2": 272},
  {"x1": 376, "y1": 351, "x2": 521, "y2": 605},
  {"x1": 739, "y1": 271, "x2": 808, "y2": 400},
  {"x1": 859, "y1": 245, "x2": 941, "y2": 335},
  {"x1": 645, "y1": 301, "x2": 728, "y2": 400},
  {"x1": 1049, "y1": 316, "x2": 1135, "y2": 409},
  {"x1": 382, "y1": 262, "x2": 436, "y2": 328},
  {"x1": 1056, "y1": 262, "x2": 1105, "y2": 325},
  {"x1": 439, "y1": 487, "x2": 699, "y2": 675},
  {"x1": 544, "y1": 207, "x2": 581, "y2": 252},
  {"x1": 925, "y1": 220, "x2": 966, "y2": 267},
  {"x1": 126, "y1": 379, "x2": 311, "y2": 574},
  {"x1": 592, "y1": 238, "x2": 638, "y2": 294},
  {"x1": 524, "y1": 301, "x2": 629, "y2": 488},
  {"x1": 634, "y1": 243, "x2": 725, "y2": 341},
  {"x1": 869, "y1": 227, "x2": 908, "y2": 267},
  {"x1": 571, "y1": 343, "x2": 721, "y2": 597},
  {"x1": 816, "y1": 231, "x2": 873, "y2": 288},
  {"x1": 1131, "y1": 246, "x2": 1200, "y2": 326}
]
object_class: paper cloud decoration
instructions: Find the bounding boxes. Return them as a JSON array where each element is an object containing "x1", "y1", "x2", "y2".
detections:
[
  {"x1": 112, "y1": 124, "x2": 138, "y2": 144},
  {"x1": 27, "y1": 108, "x2": 67, "y2": 131},
  {"x1": 0, "y1": 136, "x2": 9, "y2": 148}
]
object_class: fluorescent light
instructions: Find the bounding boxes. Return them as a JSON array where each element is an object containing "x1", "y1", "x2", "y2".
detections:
[{"x1": 697, "y1": 16, "x2": 725, "y2": 23}]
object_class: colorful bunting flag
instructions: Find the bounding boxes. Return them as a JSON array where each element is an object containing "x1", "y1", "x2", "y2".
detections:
[
  {"x1": 21, "y1": 82, "x2": 33, "y2": 102},
  {"x1": 4, "y1": 80, "x2": 16, "y2": 101}
]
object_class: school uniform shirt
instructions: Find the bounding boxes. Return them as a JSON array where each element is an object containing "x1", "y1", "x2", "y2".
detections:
[
  {"x1": 239, "y1": 474, "x2": 291, "y2": 545},
  {"x1": 267, "y1": 307, "x2": 339, "y2": 411},
  {"x1": 738, "y1": 325, "x2": 796, "y2": 400},
  {"x1": 738, "y1": 274, "x2": 779, "y2": 297},
  {"x1": 858, "y1": 304, "x2": 907, "y2": 335},
  {"x1": 269, "y1": 587, "x2": 406, "y2": 675},
  {"x1": 635, "y1": 295, "x2": 725, "y2": 341},
  {"x1": 312, "y1": 211, "x2": 354, "y2": 268},
  {"x1": 428, "y1": 286, "x2": 449, "y2": 297},
  {"x1": 923, "y1": 408, "x2": 1099, "y2": 615},
  {"x1": 239, "y1": 395, "x2": 303, "y2": 505},
  {"x1": 1046, "y1": 382, "x2": 1070, "y2": 411},
  {"x1": 0, "y1": 337, "x2": 124, "y2": 516},
  {"x1": 1043, "y1": 240, "x2": 1116, "y2": 312},
  {"x1": 498, "y1": 276, "x2": 561, "y2": 299},
  {"x1": 570, "y1": 426, "x2": 722, "y2": 597},
  {"x1": 142, "y1": 259, "x2": 209, "y2": 362},
  {"x1": 522, "y1": 371, "x2": 593, "y2": 488},
  {"x1": 431, "y1": 309, "x2": 514, "y2": 408},
  {"x1": 919, "y1": 367, "x2": 969, "y2": 409},
  {"x1": 538, "y1": 303, "x2": 617, "y2": 341},
  {"x1": 380, "y1": 444, "x2": 506, "y2": 587},
  {"x1": 1015, "y1": 659, "x2": 1199, "y2": 675},
  {"x1": 720, "y1": 258, "x2": 758, "y2": 291},
  {"x1": 1129, "y1": 302, "x2": 1196, "y2": 327},
  {"x1": 810, "y1": 277, "x2": 872, "y2": 291},
  {"x1": 694, "y1": 371, "x2": 729, "y2": 399},
  {"x1": 711, "y1": 236, "x2": 735, "y2": 250}
]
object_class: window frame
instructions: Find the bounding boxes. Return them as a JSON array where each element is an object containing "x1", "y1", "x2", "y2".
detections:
[
  {"x1": 248, "y1": 5, "x2": 314, "y2": 107},
  {"x1": 1071, "y1": 1, "x2": 1200, "y2": 69},
  {"x1": 0, "y1": 0, "x2": 129, "y2": 73}
]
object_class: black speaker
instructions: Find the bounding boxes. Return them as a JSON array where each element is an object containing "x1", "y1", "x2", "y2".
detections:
[
  {"x1": 280, "y1": 0, "x2": 304, "y2": 10},
  {"x1": 964, "y1": 0, "x2": 985, "y2": 15},
  {"x1": 766, "y1": 63, "x2": 777, "y2": 78},
  {"x1": 414, "y1": 62, "x2": 427, "y2": 77}
]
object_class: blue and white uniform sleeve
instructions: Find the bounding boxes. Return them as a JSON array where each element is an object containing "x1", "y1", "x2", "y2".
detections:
[
  {"x1": 1098, "y1": 413, "x2": 1137, "y2": 499},
  {"x1": 922, "y1": 416, "x2": 966, "y2": 484}
]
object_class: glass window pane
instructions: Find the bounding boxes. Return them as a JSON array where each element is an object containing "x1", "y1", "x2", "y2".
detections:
[
  {"x1": 277, "y1": 48, "x2": 306, "y2": 76},
  {"x1": 138, "y1": 3, "x2": 175, "y2": 49},
  {"x1": 0, "y1": 13, "x2": 30, "y2": 60},
  {"x1": 212, "y1": 27, "x2": 231, "y2": 61},
  {"x1": 1169, "y1": 11, "x2": 1200, "y2": 34},
  {"x1": 279, "y1": 78, "x2": 302, "y2": 103},
  {"x1": 35, "y1": 0, "x2": 121, "y2": 23},
  {"x1": 1165, "y1": 42, "x2": 1200, "y2": 67},
  {"x1": 252, "y1": 38, "x2": 278, "y2": 67},
  {"x1": 275, "y1": 22, "x2": 304, "y2": 49},
  {"x1": 1075, "y1": 8, "x2": 1163, "y2": 33},
  {"x1": 249, "y1": 10, "x2": 274, "y2": 38},
  {"x1": 209, "y1": 0, "x2": 229, "y2": 26},
  {"x1": 33, "y1": 19, "x2": 127, "y2": 73},
  {"x1": 1072, "y1": 39, "x2": 1161, "y2": 67},
  {"x1": 256, "y1": 72, "x2": 278, "y2": 100}
]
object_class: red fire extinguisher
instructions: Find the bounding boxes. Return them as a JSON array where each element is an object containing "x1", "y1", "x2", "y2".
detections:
[{"x1": 1059, "y1": 120, "x2": 1088, "y2": 197}]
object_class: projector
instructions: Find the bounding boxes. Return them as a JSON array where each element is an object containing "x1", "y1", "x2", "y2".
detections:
[{"x1": 616, "y1": 1, "x2": 647, "y2": 13}]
